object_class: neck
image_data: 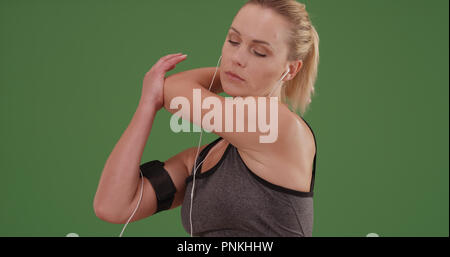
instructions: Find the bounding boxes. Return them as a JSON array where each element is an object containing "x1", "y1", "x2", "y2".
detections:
[{"x1": 267, "y1": 83, "x2": 283, "y2": 99}]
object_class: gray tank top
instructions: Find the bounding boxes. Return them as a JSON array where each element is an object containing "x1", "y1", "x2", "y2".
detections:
[{"x1": 180, "y1": 119, "x2": 317, "y2": 237}]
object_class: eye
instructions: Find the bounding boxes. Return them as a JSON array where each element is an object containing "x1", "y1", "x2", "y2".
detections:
[
  {"x1": 253, "y1": 51, "x2": 266, "y2": 57},
  {"x1": 228, "y1": 40, "x2": 267, "y2": 58},
  {"x1": 228, "y1": 40, "x2": 239, "y2": 46}
]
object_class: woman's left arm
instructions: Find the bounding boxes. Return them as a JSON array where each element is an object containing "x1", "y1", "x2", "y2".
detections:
[
  {"x1": 167, "y1": 67, "x2": 223, "y2": 94},
  {"x1": 163, "y1": 67, "x2": 297, "y2": 153}
]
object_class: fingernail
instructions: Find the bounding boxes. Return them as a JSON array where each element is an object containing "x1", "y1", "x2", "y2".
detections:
[{"x1": 181, "y1": 54, "x2": 187, "y2": 57}]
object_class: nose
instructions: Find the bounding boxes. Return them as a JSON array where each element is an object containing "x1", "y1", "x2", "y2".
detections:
[{"x1": 231, "y1": 45, "x2": 247, "y2": 68}]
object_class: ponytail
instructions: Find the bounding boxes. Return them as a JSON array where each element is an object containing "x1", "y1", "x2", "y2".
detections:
[{"x1": 282, "y1": 25, "x2": 319, "y2": 116}]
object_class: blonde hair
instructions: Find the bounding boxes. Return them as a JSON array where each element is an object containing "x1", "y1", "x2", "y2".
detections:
[{"x1": 244, "y1": 0, "x2": 319, "y2": 116}]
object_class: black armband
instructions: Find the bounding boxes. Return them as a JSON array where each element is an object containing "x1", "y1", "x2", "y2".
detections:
[{"x1": 139, "y1": 160, "x2": 176, "y2": 214}]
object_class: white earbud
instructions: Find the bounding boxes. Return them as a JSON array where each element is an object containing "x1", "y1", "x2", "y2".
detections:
[
  {"x1": 279, "y1": 67, "x2": 290, "y2": 82},
  {"x1": 268, "y1": 67, "x2": 290, "y2": 97}
]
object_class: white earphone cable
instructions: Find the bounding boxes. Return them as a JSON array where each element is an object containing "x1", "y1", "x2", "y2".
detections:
[
  {"x1": 268, "y1": 68, "x2": 290, "y2": 97},
  {"x1": 119, "y1": 55, "x2": 223, "y2": 237},
  {"x1": 119, "y1": 169, "x2": 144, "y2": 237},
  {"x1": 119, "y1": 56, "x2": 284, "y2": 237},
  {"x1": 189, "y1": 55, "x2": 222, "y2": 237}
]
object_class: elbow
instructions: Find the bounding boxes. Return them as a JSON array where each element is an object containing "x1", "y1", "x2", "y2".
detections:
[{"x1": 93, "y1": 200, "x2": 128, "y2": 224}]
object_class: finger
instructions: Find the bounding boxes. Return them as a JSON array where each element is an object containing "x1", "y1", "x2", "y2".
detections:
[
  {"x1": 161, "y1": 54, "x2": 187, "y2": 71},
  {"x1": 147, "y1": 53, "x2": 182, "y2": 74},
  {"x1": 152, "y1": 53, "x2": 184, "y2": 72},
  {"x1": 159, "y1": 53, "x2": 183, "y2": 62},
  {"x1": 167, "y1": 64, "x2": 176, "y2": 71},
  {"x1": 160, "y1": 53, "x2": 187, "y2": 67}
]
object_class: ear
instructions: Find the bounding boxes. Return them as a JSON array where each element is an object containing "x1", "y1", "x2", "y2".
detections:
[{"x1": 286, "y1": 60, "x2": 303, "y2": 80}]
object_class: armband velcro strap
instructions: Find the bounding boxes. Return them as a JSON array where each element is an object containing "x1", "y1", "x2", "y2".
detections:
[{"x1": 139, "y1": 160, "x2": 176, "y2": 213}]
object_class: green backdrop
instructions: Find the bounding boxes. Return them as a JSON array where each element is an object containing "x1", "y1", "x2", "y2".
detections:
[{"x1": 0, "y1": 0, "x2": 448, "y2": 237}]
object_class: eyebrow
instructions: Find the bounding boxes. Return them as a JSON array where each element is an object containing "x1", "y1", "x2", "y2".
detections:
[{"x1": 229, "y1": 26, "x2": 273, "y2": 49}]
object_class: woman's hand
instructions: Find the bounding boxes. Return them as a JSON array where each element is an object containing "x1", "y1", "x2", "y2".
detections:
[{"x1": 139, "y1": 53, "x2": 187, "y2": 111}]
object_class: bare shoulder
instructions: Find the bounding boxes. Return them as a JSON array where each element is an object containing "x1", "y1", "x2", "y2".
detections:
[
  {"x1": 277, "y1": 111, "x2": 316, "y2": 170},
  {"x1": 237, "y1": 110, "x2": 316, "y2": 192},
  {"x1": 293, "y1": 114, "x2": 316, "y2": 156},
  {"x1": 242, "y1": 108, "x2": 315, "y2": 163}
]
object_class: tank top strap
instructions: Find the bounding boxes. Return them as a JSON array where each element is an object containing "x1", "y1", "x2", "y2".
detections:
[
  {"x1": 310, "y1": 154, "x2": 316, "y2": 193},
  {"x1": 193, "y1": 137, "x2": 224, "y2": 173},
  {"x1": 299, "y1": 116, "x2": 317, "y2": 193}
]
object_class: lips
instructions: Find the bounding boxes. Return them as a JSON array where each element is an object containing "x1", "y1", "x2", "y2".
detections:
[{"x1": 225, "y1": 71, "x2": 245, "y2": 81}]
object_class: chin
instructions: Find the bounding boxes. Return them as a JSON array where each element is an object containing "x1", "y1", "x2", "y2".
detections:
[
  {"x1": 222, "y1": 83, "x2": 241, "y2": 97},
  {"x1": 221, "y1": 80, "x2": 245, "y2": 97}
]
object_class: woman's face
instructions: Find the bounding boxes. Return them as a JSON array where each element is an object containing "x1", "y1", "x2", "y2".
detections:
[{"x1": 220, "y1": 4, "x2": 293, "y2": 97}]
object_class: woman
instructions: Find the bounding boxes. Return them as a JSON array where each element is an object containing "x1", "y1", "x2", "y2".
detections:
[{"x1": 94, "y1": 0, "x2": 319, "y2": 237}]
